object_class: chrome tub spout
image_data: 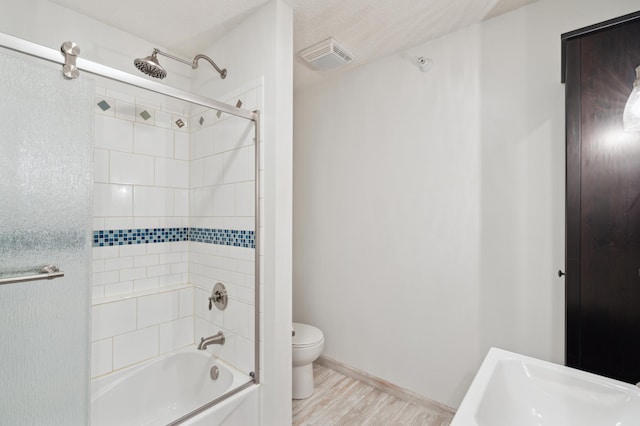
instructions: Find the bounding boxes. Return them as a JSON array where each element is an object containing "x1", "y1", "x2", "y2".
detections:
[{"x1": 197, "y1": 331, "x2": 225, "y2": 350}]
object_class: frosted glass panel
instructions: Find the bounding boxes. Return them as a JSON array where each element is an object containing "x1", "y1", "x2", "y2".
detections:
[{"x1": 0, "y1": 50, "x2": 93, "y2": 424}]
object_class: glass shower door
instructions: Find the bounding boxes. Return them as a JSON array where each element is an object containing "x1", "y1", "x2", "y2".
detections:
[{"x1": 0, "y1": 50, "x2": 93, "y2": 424}]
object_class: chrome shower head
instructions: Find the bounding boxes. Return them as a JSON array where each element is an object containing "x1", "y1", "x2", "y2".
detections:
[
  {"x1": 134, "y1": 48, "x2": 227, "y2": 80},
  {"x1": 134, "y1": 51, "x2": 167, "y2": 79}
]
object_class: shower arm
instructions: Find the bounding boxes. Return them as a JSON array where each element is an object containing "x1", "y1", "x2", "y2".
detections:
[
  {"x1": 193, "y1": 54, "x2": 227, "y2": 79},
  {"x1": 153, "y1": 49, "x2": 227, "y2": 79}
]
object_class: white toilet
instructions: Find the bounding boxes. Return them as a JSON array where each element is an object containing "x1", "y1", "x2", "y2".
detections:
[{"x1": 292, "y1": 322, "x2": 325, "y2": 399}]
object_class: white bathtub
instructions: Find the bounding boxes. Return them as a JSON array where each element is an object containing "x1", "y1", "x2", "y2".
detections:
[{"x1": 91, "y1": 347, "x2": 258, "y2": 426}]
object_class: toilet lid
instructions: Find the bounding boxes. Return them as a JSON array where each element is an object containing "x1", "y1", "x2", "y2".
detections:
[{"x1": 293, "y1": 322, "x2": 324, "y2": 347}]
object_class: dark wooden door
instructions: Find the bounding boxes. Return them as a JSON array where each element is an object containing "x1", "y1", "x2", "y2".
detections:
[{"x1": 564, "y1": 13, "x2": 640, "y2": 383}]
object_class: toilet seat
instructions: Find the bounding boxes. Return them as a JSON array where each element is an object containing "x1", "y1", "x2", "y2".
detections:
[{"x1": 293, "y1": 322, "x2": 324, "y2": 348}]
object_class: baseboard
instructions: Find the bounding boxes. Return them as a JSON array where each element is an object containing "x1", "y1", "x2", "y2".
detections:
[{"x1": 316, "y1": 355, "x2": 456, "y2": 416}]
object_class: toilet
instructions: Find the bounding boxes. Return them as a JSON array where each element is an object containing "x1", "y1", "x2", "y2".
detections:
[{"x1": 292, "y1": 322, "x2": 325, "y2": 399}]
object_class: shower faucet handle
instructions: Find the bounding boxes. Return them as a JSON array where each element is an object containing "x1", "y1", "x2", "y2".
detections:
[{"x1": 208, "y1": 283, "x2": 228, "y2": 311}]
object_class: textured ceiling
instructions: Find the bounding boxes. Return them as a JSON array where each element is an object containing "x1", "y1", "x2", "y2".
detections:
[
  {"x1": 49, "y1": 0, "x2": 536, "y2": 90},
  {"x1": 291, "y1": 0, "x2": 536, "y2": 89}
]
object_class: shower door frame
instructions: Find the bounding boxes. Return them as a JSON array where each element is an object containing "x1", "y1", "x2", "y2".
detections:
[{"x1": 0, "y1": 31, "x2": 262, "y2": 422}]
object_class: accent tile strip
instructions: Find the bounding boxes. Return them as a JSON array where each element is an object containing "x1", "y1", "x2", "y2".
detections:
[
  {"x1": 93, "y1": 228, "x2": 188, "y2": 247},
  {"x1": 92, "y1": 227, "x2": 255, "y2": 248},
  {"x1": 189, "y1": 228, "x2": 254, "y2": 248}
]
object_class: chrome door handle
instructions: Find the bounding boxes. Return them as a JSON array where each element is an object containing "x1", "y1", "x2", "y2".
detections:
[{"x1": 0, "y1": 265, "x2": 64, "y2": 286}]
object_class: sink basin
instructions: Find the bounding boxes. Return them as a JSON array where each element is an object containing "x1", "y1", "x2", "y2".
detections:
[{"x1": 451, "y1": 347, "x2": 640, "y2": 426}]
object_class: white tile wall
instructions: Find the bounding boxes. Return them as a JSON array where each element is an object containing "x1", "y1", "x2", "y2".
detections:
[
  {"x1": 91, "y1": 86, "x2": 260, "y2": 379},
  {"x1": 190, "y1": 158, "x2": 204, "y2": 188},
  {"x1": 138, "y1": 291, "x2": 180, "y2": 328},
  {"x1": 113, "y1": 326, "x2": 158, "y2": 370},
  {"x1": 175, "y1": 132, "x2": 189, "y2": 161},
  {"x1": 159, "y1": 317, "x2": 194, "y2": 354},
  {"x1": 134, "y1": 277, "x2": 160, "y2": 293},
  {"x1": 133, "y1": 186, "x2": 174, "y2": 216},
  {"x1": 104, "y1": 256, "x2": 133, "y2": 271},
  {"x1": 192, "y1": 126, "x2": 215, "y2": 160},
  {"x1": 107, "y1": 89, "x2": 135, "y2": 104},
  {"x1": 155, "y1": 158, "x2": 189, "y2": 188},
  {"x1": 95, "y1": 115, "x2": 133, "y2": 152},
  {"x1": 105, "y1": 217, "x2": 135, "y2": 230},
  {"x1": 115, "y1": 100, "x2": 136, "y2": 121},
  {"x1": 110, "y1": 152, "x2": 155, "y2": 185},
  {"x1": 92, "y1": 299, "x2": 137, "y2": 341},
  {"x1": 179, "y1": 287, "x2": 194, "y2": 317},
  {"x1": 224, "y1": 299, "x2": 250, "y2": 339},
  {"x1": 94, "y1": 184, "x2": 133, "y2": 217},
  {"x1": 104, "y1": 282, "x2": 134, "y2": 298},
  {"x1": 203, "y1": 155, "x2": 224, "y2": 186},
  {"x1": 223, "y1": 147, "x2": 250, "y2": 184},
  {"x1": 212, "y1": 119, "x2": 235, "y2": 154},
  {"x1": 91, "y1": 338, "x2": 113, "y2": 378},
  {"x1": 133, "y1": 254, "x2": 158, "y2": 268},
  {"x1": 235, "y1": 181, "x2": 255, "y2": 217},
  {"x1": 175, "y1": 189, "x2": 189, "y2": 217},
  {"x1": 94, "y1": 149, "x2": 109, "y2": 183},
  {"x1": 90, "y1": 286, "x2": 194, "y2": 378},
  {"x1": 154, "y1": 110, "x2": 172, "y2": 129},
  {"x1": 190, "y1": 241, "x2": 255, "y2": 374},
  {"x1": 188, "y1": 98, "x2": 257, "y2": 229},
  {"x1": 191, "y1": 187, "x2": 214, "y2": 217},
  {"x1": 93, "y1": 270, "x2": 119, "y2": 286},
  {"x1": 235, "y1": 336, "x2": 255, "y2": 374},
  {"x1": 120, "y1": 267, "x2": 147, "y2": 282},
  {"x1": 91, "y1": 243, "x2": 189, "y2": 298},
  {"x1": 120, "y1": 244, "x2": 147, "y2": 257},
  {"x1": 148, "y1": 264, "x2": 172, "y2": 278},
  {"x1": 235, "y1": 118, "x2": 255, "y2": 149},
  {"x1": 94, "y1": 90, "x2": 189, "y2": 229},
  {"x1": 159, "y1": 273, "x2": 184, "y2": 287},
  {"x1": 213, "y1": 185, "x2": 235, "y2": 217}
]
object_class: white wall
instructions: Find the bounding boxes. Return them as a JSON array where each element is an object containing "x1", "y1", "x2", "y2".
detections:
[
  {"x1": 294, "y1": 23, "x2": 482, "y2": 409},
  {"x1": 192, "y1": 1, "x2": 294, "y2": 424},
  {"x1": 293, "y1": 0, "x2": 640, "y2": 408}
]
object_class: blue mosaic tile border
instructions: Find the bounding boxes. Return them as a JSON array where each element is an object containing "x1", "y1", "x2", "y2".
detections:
[
  {"x1": 93, "y1": 228, "x2": 188, "y2": 246},
  {"x1": 189, "y1": 228, "x2": 254, "y2": 248},
  {"x1": 93, "y1": 227, "x2": 255, "y2": 248}
]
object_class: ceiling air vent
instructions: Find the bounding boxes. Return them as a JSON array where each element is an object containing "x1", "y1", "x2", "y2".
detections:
[{"x1": 299, "y1": 37, "x2": 354, "y2": 71}]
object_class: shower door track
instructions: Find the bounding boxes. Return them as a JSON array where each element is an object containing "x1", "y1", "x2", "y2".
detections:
[
  {"x1": 0, "y1": 32, "x2": 254, "y2": 120},
  {"x1": 0, "y1": 30, "x2": 262, "y2": 417}
]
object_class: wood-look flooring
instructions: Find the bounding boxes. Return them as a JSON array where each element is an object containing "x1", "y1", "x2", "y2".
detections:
[{"x1": 293, "y1": 363, "x2": 454, "y2": 426}]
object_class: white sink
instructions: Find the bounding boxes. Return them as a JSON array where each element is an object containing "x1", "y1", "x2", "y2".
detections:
[{"x1": 451, "y1": 347, "x2": 640, "y2": 426}]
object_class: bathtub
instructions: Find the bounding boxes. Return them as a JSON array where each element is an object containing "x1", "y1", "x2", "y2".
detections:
[{"x1": 91, "y1": 347, "x2": 258, "y2": 426}]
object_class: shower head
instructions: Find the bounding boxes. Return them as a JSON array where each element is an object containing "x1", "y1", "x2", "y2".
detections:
[
  {"x1": 134, "y1": 50, "x2": 167, "y2": 79},
  {"x1": 133, "y1": 48, "x2": 227, "y2": 80}
]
